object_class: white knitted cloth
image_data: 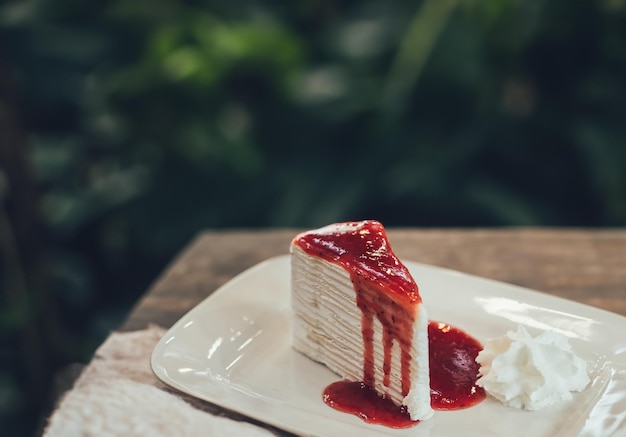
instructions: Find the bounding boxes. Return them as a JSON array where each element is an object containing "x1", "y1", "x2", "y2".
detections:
[{"x1": 44, "y1": 325, "x2": 274, "y2": 437}]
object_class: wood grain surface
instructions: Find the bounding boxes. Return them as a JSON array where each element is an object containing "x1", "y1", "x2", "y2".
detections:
[
  {"x1": 119, "y1": 228, "x2": 626, "y2": 436},
  {"x1": 122, "y1": 228, "x2": 626, "y2": 332}
]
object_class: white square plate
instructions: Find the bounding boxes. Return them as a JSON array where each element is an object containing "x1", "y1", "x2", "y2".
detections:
[{"x1": 151, "y1": 256, "x2": 626, "y2": 436}]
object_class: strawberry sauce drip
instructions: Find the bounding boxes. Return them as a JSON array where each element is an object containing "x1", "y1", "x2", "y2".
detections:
[
  {"x1": 428, "y1": 321, "x2": 486, "y2": 410},
  {"x1": 355, "y1": 279, "x2": 415, "y2": 395},
  {"x1": 322, "y1": 381, "x2": 415, "y2": 429}
]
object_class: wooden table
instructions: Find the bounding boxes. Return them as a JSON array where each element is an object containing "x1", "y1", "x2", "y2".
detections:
[{"x1": 120, "y1": 228, "x2": 626, "y2": 433}]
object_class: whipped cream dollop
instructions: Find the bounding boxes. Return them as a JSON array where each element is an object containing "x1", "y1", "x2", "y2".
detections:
[{"x1": 475, "y1": 325, "x2": 590, "y2": 410}]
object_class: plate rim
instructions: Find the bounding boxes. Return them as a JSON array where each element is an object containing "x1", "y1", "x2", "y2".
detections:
[{"x1": 151, "y1": 254, "x2": 626, "y2": 436}]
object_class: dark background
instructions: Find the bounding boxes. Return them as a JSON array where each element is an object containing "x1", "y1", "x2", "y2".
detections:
[{"x1": 1, "y1": 0, "x2": 625, "y2": 435}]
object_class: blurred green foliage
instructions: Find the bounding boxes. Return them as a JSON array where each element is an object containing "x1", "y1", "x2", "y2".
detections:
[{"x1": 1, "y1": 0, "x2": 625, "y2": 434}]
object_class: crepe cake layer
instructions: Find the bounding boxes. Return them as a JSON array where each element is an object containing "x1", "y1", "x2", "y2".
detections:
[{"x1": 290, "y1": 220, "x2": 433, "y2": 421}]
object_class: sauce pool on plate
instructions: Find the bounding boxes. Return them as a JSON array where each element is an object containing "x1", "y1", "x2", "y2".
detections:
[{"x1": 323, "y1": 321, "x2": 486, "y2": 428}]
